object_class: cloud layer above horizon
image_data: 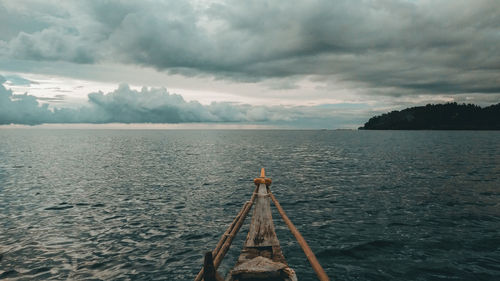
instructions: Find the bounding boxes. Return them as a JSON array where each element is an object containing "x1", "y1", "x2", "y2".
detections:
[
  {"x1": 0, "y1": 0, "x2": 499, "y2": 128},
  {"x1": 0, "y1": 75, "x2": 369, "y2": 127},
  {"x1": 1, "y1": 0, "x2": 499, "y2": 98}
]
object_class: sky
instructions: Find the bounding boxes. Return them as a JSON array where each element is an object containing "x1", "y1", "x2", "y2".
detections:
[{"x1": 0, "y1": 0, "x2": 499, "y2": 128}]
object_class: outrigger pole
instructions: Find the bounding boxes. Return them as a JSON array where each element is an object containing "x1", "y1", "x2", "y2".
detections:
[
  {"x1": 268, "y1": 190, "x2": 330, "y2": 281},
  {"x1": 195, "y1": 168, "x2": 330, "y2": 281},
  {"x1": 194, "y1": 185, "x2": 258, "y2": 281}
]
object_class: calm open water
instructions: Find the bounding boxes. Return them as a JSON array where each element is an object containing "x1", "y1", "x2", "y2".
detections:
[{"x1": 0, "y1": 129, "x2": 499, "y2": 280}]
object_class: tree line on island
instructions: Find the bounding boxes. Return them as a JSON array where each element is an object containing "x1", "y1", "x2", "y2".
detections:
[{"x1": 359, "y1": 102, "x2": 500, "y2": 130}]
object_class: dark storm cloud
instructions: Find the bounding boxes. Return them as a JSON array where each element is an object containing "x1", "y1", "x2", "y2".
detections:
[
  {"x1": 1, "y1": 76, "x2": 359, "y2": 125},
  {"x1": 0, "y1": 0, "x2": 499, "y2": 96}
]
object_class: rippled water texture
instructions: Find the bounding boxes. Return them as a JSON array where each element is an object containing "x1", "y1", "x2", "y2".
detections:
[{"x1": 0, "y1": 130, "x2": 499, "y2": 280}]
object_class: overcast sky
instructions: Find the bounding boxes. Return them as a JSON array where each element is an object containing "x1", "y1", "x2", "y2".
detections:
[{"x1": 1, "y1": 0, "x2": 499, "y2": 128}]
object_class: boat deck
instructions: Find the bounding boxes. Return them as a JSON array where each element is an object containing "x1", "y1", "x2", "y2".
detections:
[
  {"x1": 195, "y1": 169, "x2": 328, "y2": 281},
  {"x1": 228, "y1": 183, "x2": 296, "y2": 281}
]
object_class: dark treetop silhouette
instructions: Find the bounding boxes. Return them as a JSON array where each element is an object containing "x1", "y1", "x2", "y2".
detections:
[{"x1": 359, "y1": 102, "x2": 500, "y2": 130}]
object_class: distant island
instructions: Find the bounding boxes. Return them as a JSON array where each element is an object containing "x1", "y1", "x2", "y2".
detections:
[{"x1": 359, "y1": 102, "x2": 500, "y2": 130}]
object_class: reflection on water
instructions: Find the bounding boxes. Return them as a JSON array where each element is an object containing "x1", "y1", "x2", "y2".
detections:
[{"x1": 0, "y1": 130, "x2": 499, "y2": 280}]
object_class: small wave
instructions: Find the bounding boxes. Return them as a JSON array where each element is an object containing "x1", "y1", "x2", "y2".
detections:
[
  {"x1": 25, "y1": 267, "x2": 50, "y2": 275},
  {"x1": 77, "y1": 261, "x2": 107, "y2": 270},
  {"x1": 281, "y1": 200, "x2": 309, "y2": 206},
  {"x1": 0, "y1": 269, "x2": 19, "y2": 279},
  {"x1": 104, "y1": 215, "x2": 124, "y2": 221},
  {"x1": 75, "y1": 202, "x2": 90, "y2": 206},
  {"x1": 387, "y1": 222, "x2": 412, "y2": 227},
  {"x1": 173, "y1": 204, "x2": 185, "y2": 210},
  {"x1": 44, "y1": 205, "x2": 73, "y2": 210},
  {"x1": 318, "y1": 240, "x2": 399, "y2": 259},
  {"x1": 180, "y1": 232, "x2": 210, "y2": 240}
]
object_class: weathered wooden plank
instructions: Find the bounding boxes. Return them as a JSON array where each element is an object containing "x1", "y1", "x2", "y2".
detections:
[
  {"x1": 231, "y1": 256, "x2": 287, "y2": 279},
  {"x1": 228, "y1": 178, "x2": 296, "y2": 281},
  {"x1": 244, "y1": 184, "x2": 280, "y2": 247}
]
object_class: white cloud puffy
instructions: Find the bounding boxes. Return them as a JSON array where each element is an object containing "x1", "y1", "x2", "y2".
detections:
[
  {"x1": 0, "y1": 76, "x2": 369, "y2": 127},
  {"x1": 0, "y1": 75, "x2": 51, "y2": 125}
]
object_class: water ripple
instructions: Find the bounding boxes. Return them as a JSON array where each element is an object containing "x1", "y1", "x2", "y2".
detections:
[{"x1": 0, "y1": 130, "x2": 499, "y2": 280}]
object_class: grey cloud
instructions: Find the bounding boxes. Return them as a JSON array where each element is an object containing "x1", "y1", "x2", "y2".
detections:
[
  {"x1": 1, "y1": 0, "x2": 499, "y2": 96},
  {"x1": 0, "y1": 2, "x2": 50, "y2": 40},
  {"x1": 439, "y1": 94, "x2": 500, "y2": 107},
  {"x1": 9, "y1": 29, "x2": 96, "y2": 63},
  {"x1": 0, "y1": 75, "x2": 52, "y2": 125},
  {"x1": 4, "y1": 74, "x2": 35, "y2": 85},
  {"x1": 0, "y1": 76, "x2": 361, "y2": 126},
  {"x1": 35, "y1": 94, "x2": 66, "y2": 102}
]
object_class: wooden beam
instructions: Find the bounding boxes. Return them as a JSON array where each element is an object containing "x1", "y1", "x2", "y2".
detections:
[
  {"x1": 269, "y1": 190, "x2": 330, "y2": 281},
  {"x1": 228, "y1": 180, "x2": 296, "y2": 280},
  {"x1": 244, "y1": 184, "x2": 280, "y2": 247},
  {"x1": 194, "y1": 186, "x2": 258, "y2": 281},
  {"x1": 212, "y1": 201, "x2": 251, "y2": 268}
]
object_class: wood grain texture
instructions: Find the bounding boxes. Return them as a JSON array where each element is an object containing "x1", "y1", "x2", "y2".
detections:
[
  {"x1": 228, "y1": 184, "x2": 296, "y2": 281},
  {"x1": 244, "y1": 184, "x2": 280, "y2": 247}
]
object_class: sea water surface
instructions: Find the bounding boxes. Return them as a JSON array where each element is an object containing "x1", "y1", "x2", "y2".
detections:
[{"x1": 0, "y1": 129, "x2": 499, "y2": 280}]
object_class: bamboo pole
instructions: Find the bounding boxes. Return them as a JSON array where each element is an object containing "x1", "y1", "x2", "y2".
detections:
[
  {"x1": 269, "y1": 190, "x2": 330, "y2": 281},
  {"x1": 212, "y1": 202, "x2": 247, "y2": 256},
  {"x1": 194, "y1": 186, "x2": 258, "y2": 281},
  {"x1": 213, "y1": 200, "x2": 252, "y2": 268}
]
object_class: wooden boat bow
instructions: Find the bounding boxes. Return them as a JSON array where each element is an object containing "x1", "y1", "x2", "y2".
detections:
[{"x1": 195, "y1": 169, "x2": 329, "y2": 281}]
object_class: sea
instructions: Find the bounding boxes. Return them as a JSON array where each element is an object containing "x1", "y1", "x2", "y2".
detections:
[{"x1": 0, "y1": 129, "x2": 499, "y2": 280}]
